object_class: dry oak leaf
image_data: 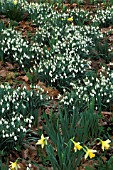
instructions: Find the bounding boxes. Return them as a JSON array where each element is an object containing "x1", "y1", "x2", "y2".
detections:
[
  {"x1": 22, "y1": 75, "x2": 29, "y2": 82},
  {"x1": 37, "y1": 81, "x2": 59, "y2": 98},
  {"x1": 0, "y1": 69, "x2": 8, "y2": 77},
  {"x1": 5, "y1": 62, "x2": 14, "y2": 70},
  {"x1": 6, "y1": 72, "x2": 15, "y2": 79},
  {"x1": 101, "y1": 111, "x2": 112, "y2": 115},
  {"x1": 18, "y1": 162, "x2": 26, "y2": 170},
  {"x1": 18, "y1": 75, "x2": 29, "y2": 82},
  {"x1": 22, "y1": 148, "x2": 29, "y2": 159}
]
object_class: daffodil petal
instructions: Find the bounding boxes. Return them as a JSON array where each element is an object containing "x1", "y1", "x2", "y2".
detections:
[
  {"x1": 36, "y1": 134, "x2": 49, "y2": 148},
  {"x1": 106, "y1": 139, "x2": 111, "y2": 144},
  {"x1": 84, "y1": 152, "x2": 89, "y2": 159}
]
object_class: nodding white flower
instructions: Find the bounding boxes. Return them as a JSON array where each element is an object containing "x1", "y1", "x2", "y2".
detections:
[
  {"x1": 30, "y1": 116, "x2": 34, "y2": 120},
  {"x1": 2, "y1": 108, "x2": 5, "y2": 113},
  {"x1": 17, "y1": 128, "x2": 20, "y2": 132},
  {"x1": 6, "y1": 134, "x2": 9, "y2": 137},
  {"x1": 23, "y1": 128, "x2": 26, "y2": 132},
  {"x1": 0, "y1": 120, "x2": 2, "y2": 125},
  {"x1": 14, "y1": 136, "x2": 17, "y2": 141}
]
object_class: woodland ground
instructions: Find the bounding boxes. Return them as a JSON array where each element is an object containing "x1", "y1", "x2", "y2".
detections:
[{"x1": 0, "y1": 0, "x2": 113, "y2": 170}]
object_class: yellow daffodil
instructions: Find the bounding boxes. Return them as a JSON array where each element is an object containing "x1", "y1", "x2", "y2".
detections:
[
  {"x1": 100, "y1": 139, "x2": 111, "y2": 151},
  {"x1": 36, "y1": 134, "x2": 49, "y2": 149},
  {"x1": 71, "y1": 140, "x2": 82, "y2": 152},
  {"x1": 13, "y1": 0, "x2": 18, "y2": 5},
  {"x1": 84, "y1": 147, "x2": 97, "y2": 159},
  {"x1": 67, "y1": 17, "x2": 73, "y2": 22},
  {"x1": 9, "y1": 160, "x2": 20, "y2": 170}
]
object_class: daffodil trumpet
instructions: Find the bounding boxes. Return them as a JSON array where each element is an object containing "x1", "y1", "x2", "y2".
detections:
[
  {"x1": 36, "y1": 134, "x2": 49, "y2": 149},
  {"x1": 97, "y1": 138, "x2": 111, "y2": 151},
  {"x1": 83, "y1": 146, "x2": 97, "y2": 159},
  {"x1": 71, "y1": 138, "x2": 83, "y2": 152}
]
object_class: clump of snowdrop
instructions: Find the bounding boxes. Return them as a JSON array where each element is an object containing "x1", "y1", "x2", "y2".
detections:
[
  {"x1": 37, "y1": 53, "x2": 89, "y2": 89},
  {"x1": 0, "y1": 28, "x2": 42, "y2": 70},
  {"x1": 0, "y1": 84, "x2": 49, "y2": 151},
  {"x1": 0, "y1": 4, "x2": 105, "y2": 74},
  {"x1": 60, "y1": 67, "x2": 113, "y2": 111},
  {"x1": 23, "y1": 3, "x2": 60, "y2": 27},
  {"x1": 92, "y1": 7, "x2": 113, "y2": 27},
  {"x1": 70, "y1": 8, "x2": 91, "y2": 25},
  {"x1": 34, "y1": 23, "x2": 103, "y2": 89}
]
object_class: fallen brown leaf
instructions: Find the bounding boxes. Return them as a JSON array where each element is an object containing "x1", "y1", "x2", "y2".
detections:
[
  {"x1": 0, "y1": 69, "x2": 8, "y2": 77},
  {"x1": 108, "y1": 35, "x2": 113, "y2": 42},
  {"x1": 25, "y1": 83, "x2": 31, "y2": 90},
  {"x1": 101, "y1": 111, "x2": 113, "y2": 115},
  {"x1": 18, "y1": 161, "x2": 26, "y2": 170},
  {"x1": 6, "y1": 62, "x2": 14, "y2": 70},
  {"x1": 6, "y1": 72, "x2": 15, "y2": 79},
  {"x1": 37, "y1": 81, "x2": 59, "y2": 98},
  {"x1": 45, "y1": 108, "x2": 51, "y2": 115},
  {"x1": 22, "y1": 148, "x2": 29, "y2": 159},
  {"x1": 8, "y1": 79, "x2": 13, "y2": 84},
  {"x1": 22, "y1": 75, "x2": 29, "y2": 82},
  {"x1": 101, "y1": 156, "x2": 107, "y2": 163},
  {"x1": 18, "y1": 75, "x2": 29, "y2": 82}
]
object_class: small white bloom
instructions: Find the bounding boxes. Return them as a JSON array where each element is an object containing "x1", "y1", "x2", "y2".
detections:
[
  {"x1": 14, "y1": 136, "x2": 17, "y2": 141},
  {"x1": 6, "y1": 134, "x2": 9, "y2": 137}
]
